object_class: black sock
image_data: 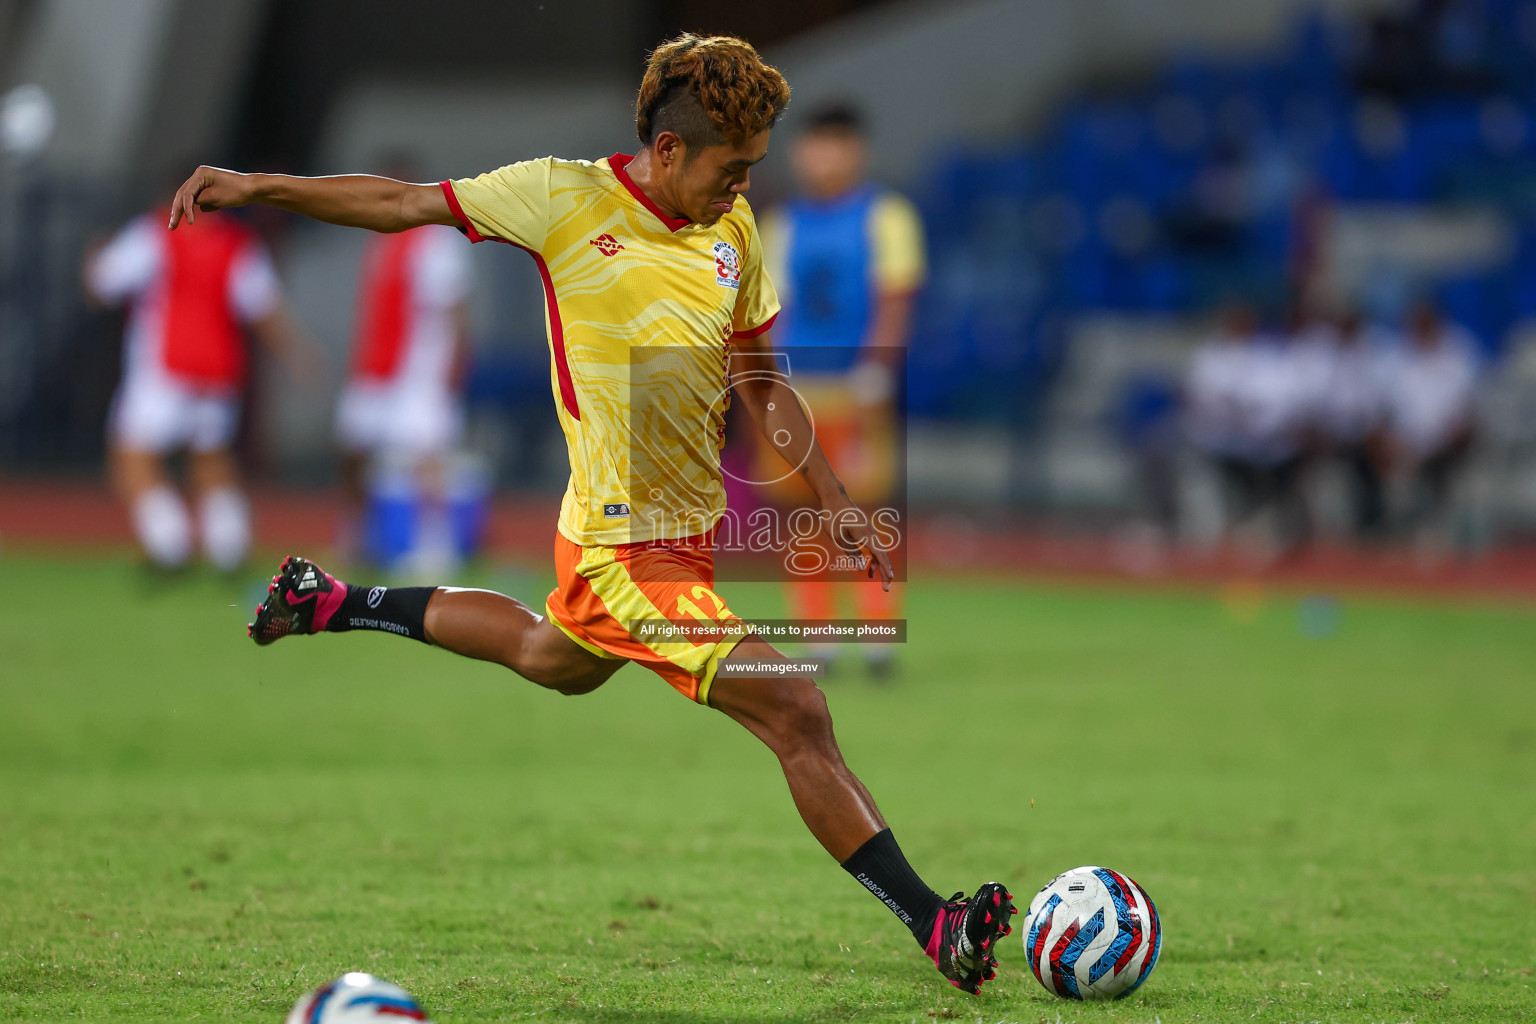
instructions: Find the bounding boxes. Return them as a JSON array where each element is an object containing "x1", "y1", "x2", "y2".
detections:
[
  {"x1": 324, "y1": 584, "x2": 436, "y2": 643},
  {"x1": 841, "y1": 828, "x2": 945, "y2": 948}
]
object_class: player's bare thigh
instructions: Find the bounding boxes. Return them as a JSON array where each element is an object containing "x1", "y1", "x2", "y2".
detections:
[
  {"x1": 521, "y1": 614, "x2": 625, "y2": 694},
  {"x1": 422, "y1": 586, "x2": 625, "y2": 696}
]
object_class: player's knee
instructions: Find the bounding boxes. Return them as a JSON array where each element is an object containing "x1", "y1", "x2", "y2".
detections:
[{"x1": 763, "y1": 680, "x2": 834, "y2": 755}]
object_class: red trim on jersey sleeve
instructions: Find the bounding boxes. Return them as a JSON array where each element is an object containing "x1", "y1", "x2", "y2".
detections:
[
  {"x1": 519, "y1": 245, "x2": 581, "y2": 421},
  {"x1": 731, "y1": 311, "x2": 778, "y2": 340},
  {"x1": 609, "y1": 153, "x2": 690, "y2": 233},
  {"x1": 439, "y1": 181, "x2": 486, "y2": 243},
  {"x1": 439, "y1": 179, "x2": 577, "y2": 419}
]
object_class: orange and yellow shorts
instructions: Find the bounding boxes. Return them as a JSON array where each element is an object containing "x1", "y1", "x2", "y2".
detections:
[{"x1": 544, "y1": 531, "x2": 750, "y2": 705}]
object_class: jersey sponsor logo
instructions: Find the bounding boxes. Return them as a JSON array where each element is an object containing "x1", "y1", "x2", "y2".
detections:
[
  {"x1": 603, "y1": 502, "x2": 631, "y2": 519},
  {"x1": 712, "y1": 240, "x2": 741, "y2": 289},
  {"x1": 589, "y1": 233, "x2": 624, "y2": 256},
  {"x1": 367, "y1": 585, "x2": 387, "y2": 609}
]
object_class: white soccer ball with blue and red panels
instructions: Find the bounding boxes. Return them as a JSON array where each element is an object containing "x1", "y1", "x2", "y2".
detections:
[
  {"x1": 1021, "y1": 865, "x2": 1162, "y2": 1000},
  {"x1": 284, "y1": 973, "x2": 430, "y2": 1023}
]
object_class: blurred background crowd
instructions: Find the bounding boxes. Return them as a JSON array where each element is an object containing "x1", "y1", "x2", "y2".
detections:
[{"x1": 3, "y1": 0, "x2": 1536, "y2": 576}]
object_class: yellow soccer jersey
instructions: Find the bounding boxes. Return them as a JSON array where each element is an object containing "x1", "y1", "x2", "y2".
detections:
[{"x1": 441, "y1": 154, "x2": 780, "y2": 547}]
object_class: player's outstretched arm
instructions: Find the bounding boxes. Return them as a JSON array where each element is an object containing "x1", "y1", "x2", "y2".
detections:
[
  {"x1": 731, "y1": 333, "x2": 895, "y2": 589},
  {"x1": 168, "y1": 166, "x2": 456, "y2": 234}
]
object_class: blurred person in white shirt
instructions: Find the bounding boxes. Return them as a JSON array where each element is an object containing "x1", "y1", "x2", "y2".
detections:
[
  {"x1": 1382, "y1": 300, "x2": 1480, "y2": 541},
  {"x1": 1186, "y1": 303, "x2": 1257, "y2": 464},
  {"x1": 1310, "y1": 311, "x2": 1393, "y2": 540},
  {"x1": 1285, "y1": 303, "x2": 1341, "y2": 403},
  {"x1": 1186, "y1": 302, "x2": 1312, "y2": 555},
  {"x1": 84, "y1": 191, "x2": 308, "y2": 573},
  {"x1": 334, "y1": 155, "x2": 473, "y2": 570}
]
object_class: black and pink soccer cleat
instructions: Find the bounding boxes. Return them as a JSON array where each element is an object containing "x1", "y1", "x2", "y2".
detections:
[
  {"x1": 248, "y1": 555, "x2": 348, "y2": 645},
  {"x1": 926, "y1": 881, "x2": 1017, "y2": 995}
]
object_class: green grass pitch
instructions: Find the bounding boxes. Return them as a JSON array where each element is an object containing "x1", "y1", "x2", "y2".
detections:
[{"x1": 1, "y1": 551, "x2": 1533, "y2": 1022}]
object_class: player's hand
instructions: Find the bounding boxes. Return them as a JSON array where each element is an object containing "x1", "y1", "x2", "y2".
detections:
[
  {"x1": 168, "y1": 166, "x2": 255, "y2": 229},
  {"x1": 822, "y1": 493, "x2": 895, "y2": 592}
]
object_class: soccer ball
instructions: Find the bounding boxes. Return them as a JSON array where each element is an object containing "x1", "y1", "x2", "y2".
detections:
[
  {"x1": 1021, "y1": 865, "x2": 1162, "y2": 1000},
  {"x1": 284, "y1": 973, "x2": 430, "y2": 1023}
]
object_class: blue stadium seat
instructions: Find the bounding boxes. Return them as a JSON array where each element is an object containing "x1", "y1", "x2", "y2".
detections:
[{"x1": 908, "y1": 4, "x2": 1536, "y2": 418}]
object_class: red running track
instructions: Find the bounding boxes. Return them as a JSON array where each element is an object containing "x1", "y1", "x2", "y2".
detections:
[{"x1": 3, "y1": 477, "x2": 1534, "y2": 603}]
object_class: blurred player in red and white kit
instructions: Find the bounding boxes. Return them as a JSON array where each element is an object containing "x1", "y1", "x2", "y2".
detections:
[
  {"x1": 335, "y1": 156, "x2": 472, "y2": 567},
  {"x1": 85, "y1": 202, "x2": 307, "y2": 572}
]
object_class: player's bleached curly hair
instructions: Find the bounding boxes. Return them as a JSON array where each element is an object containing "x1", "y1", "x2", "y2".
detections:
[{"x1": 635, "y1": 33, "x2": 790, "y2": 151}]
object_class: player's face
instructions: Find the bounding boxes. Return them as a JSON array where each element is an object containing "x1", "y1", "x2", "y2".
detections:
[
  {"x1": 676, "y1": 131, "x2": 771, "y2": 225},
  {"x1": 791, "y1": 129, "x2": 865, "y2": 200}
]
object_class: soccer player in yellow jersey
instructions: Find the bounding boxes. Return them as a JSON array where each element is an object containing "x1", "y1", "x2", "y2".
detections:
[{"x1": 171, "y1": 34, "x2": 1015, "y2": 995}]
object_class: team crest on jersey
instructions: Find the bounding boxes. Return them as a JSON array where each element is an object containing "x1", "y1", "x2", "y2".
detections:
[{"x1": 712, "y1": 240, "x2": 741, "y2": 289}]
